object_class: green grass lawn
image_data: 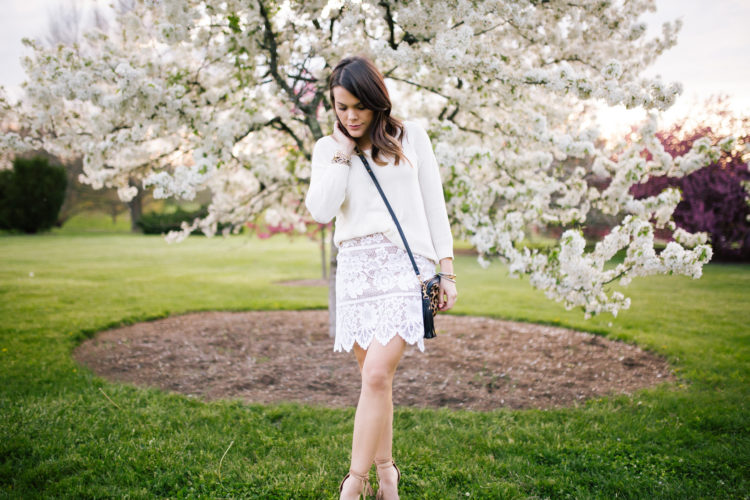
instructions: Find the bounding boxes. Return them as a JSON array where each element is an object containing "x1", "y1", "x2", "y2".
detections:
[
  {"x1": 1, "y1": 231, "x2": 748, "y2": 499},
  {"x1": 51, "y1": 210, "x2": 134, "y2": 234}
]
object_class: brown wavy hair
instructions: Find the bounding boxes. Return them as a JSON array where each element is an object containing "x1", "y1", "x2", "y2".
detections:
[{"x1": 329, "y1": 55, "x2": 408, "y2": 166}]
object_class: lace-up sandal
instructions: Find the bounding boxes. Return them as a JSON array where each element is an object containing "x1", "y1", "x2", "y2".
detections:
[
  {"x1": 374, "y1": 458, "x2": 401, "y2": 500},
  {"x1": 339, "y1": 468, "x2": 373, "y2": 499}
]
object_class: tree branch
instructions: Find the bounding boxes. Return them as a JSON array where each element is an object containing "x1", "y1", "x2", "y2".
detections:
[
  {"x1": 387, "y1": 75, "x2": 450, "y2": 100},
  {"x1": 378, "y1": 0, "x2": 398, "y2": 50},
  {"x1": 541, "y1": 55, "x2": 599, "y2": 72},
  {"x1": 256, "y1": 0, "x2": 299, "y2": 107},
  {"x1": 269, "y1": 116, "x2": 308, "y2": 158}
]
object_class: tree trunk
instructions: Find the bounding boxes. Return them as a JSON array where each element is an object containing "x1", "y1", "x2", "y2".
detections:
[
  {"x1": 328, "y1": 228, "x2": 338, "y2": 338},
  {"x1": 320, "y1": 224, "x2": 328, "y2": 279},
  {"x1": 128, "y1": 178, "x2": 142, "y2": 232}
]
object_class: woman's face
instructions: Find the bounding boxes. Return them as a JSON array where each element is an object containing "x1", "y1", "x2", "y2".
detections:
[{"x1": 332, "y1": 86, "x2": 374, "y2": 140}]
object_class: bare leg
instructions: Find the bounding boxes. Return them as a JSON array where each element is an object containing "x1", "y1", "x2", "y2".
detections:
[
  {"x1": 353, "y1": 344, "x2": 395, "y2": 464},
  {"x1": 353, "y1": 342, "x2": 367, "y2": 372},
  {"x1": 340, "y1": 336, "x2": 406, "y2": 499},
  {"x1": 356, "y1": 344, "x2": 400, "y2": 499}
]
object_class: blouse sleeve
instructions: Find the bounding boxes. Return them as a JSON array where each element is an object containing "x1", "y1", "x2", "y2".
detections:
[
  {"x1": 304, "y1": 136, "x2": 350, "y2": 223},
  {"x1": 410, "y1": 121, "x2": 454, "y2": 261}
]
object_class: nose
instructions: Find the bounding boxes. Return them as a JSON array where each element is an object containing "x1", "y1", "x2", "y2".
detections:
[{"x1": 346, "y1": 109, "x2": 358, "y2": 122}]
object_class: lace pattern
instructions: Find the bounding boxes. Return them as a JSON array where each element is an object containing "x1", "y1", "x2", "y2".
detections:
[{"x1": 335, "y1": 232, "x2": 436, "y2": 353}]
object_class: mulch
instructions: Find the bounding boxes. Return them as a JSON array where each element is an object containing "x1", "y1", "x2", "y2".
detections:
[{"x1": 72, "y1": 310, "x2": 675, "y2": 411}]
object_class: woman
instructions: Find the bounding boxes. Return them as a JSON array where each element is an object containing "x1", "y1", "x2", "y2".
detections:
[{"x1": 305, "y1": 55, "x2": 457, "y2": 500}]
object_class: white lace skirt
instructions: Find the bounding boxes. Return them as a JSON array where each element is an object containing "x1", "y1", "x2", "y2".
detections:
[{"x1": 334, "y1": 232, "x2": 436, "y2": 353}]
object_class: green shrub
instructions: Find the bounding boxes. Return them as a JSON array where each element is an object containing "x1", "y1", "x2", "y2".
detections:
[
  {"x1": 136, "y1": 206, "x2": 232, "y2": 235},
  {"x1": 0, "y1": 156, "x2": 67, "y2": 233}
]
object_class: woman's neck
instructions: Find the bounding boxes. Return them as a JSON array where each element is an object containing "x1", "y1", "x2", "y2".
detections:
[{"x1": 356, "y1": 136, "x2": 372, "y2": 151}]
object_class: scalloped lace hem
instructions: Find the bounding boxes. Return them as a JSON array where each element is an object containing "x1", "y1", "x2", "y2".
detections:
[{"x1": 334, "y1": 233, "x2": 434, "y2": 353}]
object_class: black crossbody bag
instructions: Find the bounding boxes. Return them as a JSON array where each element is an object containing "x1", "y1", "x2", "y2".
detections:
[{"x1": 357, "y1": 151, "x2": 440, "y2": 339}]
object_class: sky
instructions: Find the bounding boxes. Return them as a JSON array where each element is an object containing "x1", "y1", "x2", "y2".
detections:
[
  {"x1": 597, "y1": 0, "x2": 750, "y2": 137},
  {"x1": 1, "y1": 0, "x2": 748, "y2": 137}
]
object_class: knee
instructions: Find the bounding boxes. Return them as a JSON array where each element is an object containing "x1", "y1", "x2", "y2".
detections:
[{"x1": 361, "y1": 365, "x2": 392, "y2": 393}]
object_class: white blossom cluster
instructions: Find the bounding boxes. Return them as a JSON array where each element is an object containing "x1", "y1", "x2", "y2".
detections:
[
  {"x1": 0, "y1": 88, "x2": 41, "y2": 168},
  {"x1": 2, "y1": 0, "x2": 730, "y2": 317}
]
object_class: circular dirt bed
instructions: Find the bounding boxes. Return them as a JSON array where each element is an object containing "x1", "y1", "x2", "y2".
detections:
[{"x1": 73, "y1": 310, "x2": 674, "y2": 411}]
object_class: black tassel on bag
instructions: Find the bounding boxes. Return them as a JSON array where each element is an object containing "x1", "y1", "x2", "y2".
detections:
[
  {"x1": 422, "y1": 274, "x2": 441, "y2": 339},
  {"x1": 358, "y1": 151, "x2": 442, "y2": 340},
  {"x1": 422, "y1": 299, "x2": 436, "y2": 339}
]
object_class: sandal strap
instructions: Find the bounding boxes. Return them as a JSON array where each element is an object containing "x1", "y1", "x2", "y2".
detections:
[
  {"x1": 340, "y1": 468, "x2": 373, "y2": 497},
  {"x1": 374, "y1": 457, "x2": 394, "y2": 468},
  {"x1": 348, "y1": 468, "x2": 370, "y2": 482},
  {"x1": 374, "y1": 458, "x2": 401, "y2": 483}
]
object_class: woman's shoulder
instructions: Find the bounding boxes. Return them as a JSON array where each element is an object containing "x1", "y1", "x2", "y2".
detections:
[
  {"x1": 313, "y1": 134, "x2": 338, "y2": 155},
  {"x1": 402, "y1": 119, "x2": 425, "y2": 134},
  {"x1": 315, "y1": 134, "x2": 337, "y2": 146},
  {"x1": 401, "y1": 119, "x2": 430, "y2": 146}
]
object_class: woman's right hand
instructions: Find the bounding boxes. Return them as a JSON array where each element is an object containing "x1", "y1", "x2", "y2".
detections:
[{"x1": 332, "y1": 121, "x2": 357, "y2": 156}]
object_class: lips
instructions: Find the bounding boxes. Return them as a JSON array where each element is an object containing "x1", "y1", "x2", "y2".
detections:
[{"x1": 348, "y1": 124, "x2": 362, "y2": 130}]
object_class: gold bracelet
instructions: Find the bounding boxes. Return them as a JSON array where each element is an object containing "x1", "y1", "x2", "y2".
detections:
[
  {"x1": 438, "y1": 272, "x2": 456, "y2": 279},
  {"x1": 332, "y1": 151, "x2": 351, "y2": 166}
]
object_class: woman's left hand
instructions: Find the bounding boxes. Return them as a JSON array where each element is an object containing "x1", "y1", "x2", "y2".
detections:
[{"x1": 438, "y1": 279, "x2": 457, "y2": 311}]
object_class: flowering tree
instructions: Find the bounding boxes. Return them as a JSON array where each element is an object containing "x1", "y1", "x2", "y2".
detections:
[
  {"x1": 5, "y1": 0, "x2": 737, "y2": 319},
  {"x1": 631, "y1": 98, "x2": 750, "y2": 261},
  {"x1": 0, "y1": 89, "x2": 38, "y2": 168}
]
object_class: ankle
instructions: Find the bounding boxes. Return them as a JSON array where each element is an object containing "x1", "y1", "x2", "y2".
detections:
[
  {"x1": 348, "y1": 467, "x2": 369, "y2": 479},
  {"x1": 374, "y1": 457, "x2": 400, "y2": 485},
  {"x1": 374, "y1": 457, "x2": 393, "y2": 468}
]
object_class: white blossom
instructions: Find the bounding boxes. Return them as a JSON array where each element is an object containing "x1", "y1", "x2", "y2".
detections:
[{"x1": 1, "y1": 0, "x2": 727, "y2": 318}]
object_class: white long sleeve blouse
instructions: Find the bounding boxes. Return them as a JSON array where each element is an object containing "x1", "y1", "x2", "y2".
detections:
[{"x1": 305, "y1": 120, "x2": 453, "y2": 265}]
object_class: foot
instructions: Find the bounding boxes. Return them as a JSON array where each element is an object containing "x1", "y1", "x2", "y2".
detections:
[
  {"x1": 375, "y1": 458, "x2": 400, "y2": 500},
  {"x1": 339, "y1": 469, "x2": 372, "y2": 500}
]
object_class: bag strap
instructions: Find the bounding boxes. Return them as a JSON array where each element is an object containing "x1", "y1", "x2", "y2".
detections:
[{"x1": 357, "y1": 151, "x2": 423, "y2": 280}]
